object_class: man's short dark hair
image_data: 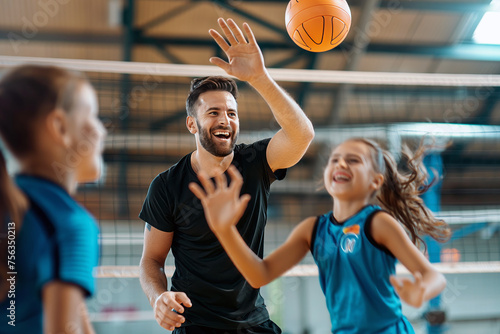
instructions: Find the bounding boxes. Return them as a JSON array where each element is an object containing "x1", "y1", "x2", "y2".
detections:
[{"x1": 186, "y1": 76, "x2": 238, "y2": 117}]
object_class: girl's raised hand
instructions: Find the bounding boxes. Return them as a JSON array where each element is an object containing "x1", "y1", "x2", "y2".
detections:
[
  {"x1": 390, "y1": 272, "x2": 425, "y2": 308},
  {"x1": 189, "y1": 165, "x2": 251, "y2": 234}
]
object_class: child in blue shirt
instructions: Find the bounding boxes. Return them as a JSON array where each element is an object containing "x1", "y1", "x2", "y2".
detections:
[
  {"x1": 0, "y1": 65, "x2": 106, "y2": 333},
  {"x1": 190, "y1": 138, "x2": 450, "y2": 333}
]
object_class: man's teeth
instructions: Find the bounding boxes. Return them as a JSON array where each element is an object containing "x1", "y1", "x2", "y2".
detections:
[{"x1": 214, "y1": 131, "x2": 230, "y2": 137}]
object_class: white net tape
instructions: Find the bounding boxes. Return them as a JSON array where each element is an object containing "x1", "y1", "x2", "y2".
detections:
[
  {"x1": 2, "y1": 55, "x2": 500, "y2": 86},
  {"x1": 94, "y1": 262, "x2": 500, "y2": 278}
]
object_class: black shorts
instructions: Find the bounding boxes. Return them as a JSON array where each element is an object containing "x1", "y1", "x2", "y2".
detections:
[{"x1": 173, "y1": 320, "x2": 282, "y2": 334}]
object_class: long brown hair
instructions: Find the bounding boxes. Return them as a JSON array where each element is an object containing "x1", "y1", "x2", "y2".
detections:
[
  {"x1": 352, "y1": 138, "x2": 451, "y2": 248},
  {"x1": 0, "y1": 65, "x2": 87, "y2": 298}
]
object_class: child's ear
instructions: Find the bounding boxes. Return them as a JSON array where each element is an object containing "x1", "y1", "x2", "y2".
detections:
[
  {"x1": 371, "y1": 173, "x2": 384, "y2": 191},
  {"x1": 186, "y1": 116, "x2": 197, "y2": 134},
  {"x1": 45, "y1": 109, "x2": 71, "y2": 147}
]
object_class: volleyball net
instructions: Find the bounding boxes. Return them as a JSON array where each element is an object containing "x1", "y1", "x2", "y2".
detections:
[{"x1": 1, "y1": 55, "x2": 500, "y2": 277}]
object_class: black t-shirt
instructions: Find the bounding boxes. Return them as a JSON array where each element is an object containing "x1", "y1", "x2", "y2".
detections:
[{"x1": 139, "y1": 138, "x2": 286, "y2": 329}]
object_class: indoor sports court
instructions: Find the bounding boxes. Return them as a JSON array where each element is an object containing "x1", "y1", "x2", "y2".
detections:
[{"x1": 1, "y1": 0, "x2": 499, "y2": 333}]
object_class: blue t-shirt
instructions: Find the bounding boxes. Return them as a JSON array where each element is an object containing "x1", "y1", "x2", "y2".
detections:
[
  {"x1": 0, "y1": 175, "x2": 99, "y2": 333},
  {"x1": 311, "y1": 205, "x2": 415, "y2": 334}
]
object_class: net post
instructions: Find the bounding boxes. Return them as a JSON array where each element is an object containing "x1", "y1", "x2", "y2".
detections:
[{"x1": 421, "y1": 153, "x2": 447, "y2": 333}]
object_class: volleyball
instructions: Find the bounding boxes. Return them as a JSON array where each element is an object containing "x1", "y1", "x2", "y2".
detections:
[{"x1": 285, "y1": 0, "x2": 351, "y2": 52}]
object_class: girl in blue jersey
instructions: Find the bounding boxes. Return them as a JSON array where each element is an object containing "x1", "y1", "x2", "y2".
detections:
[
  {"x1": 190, "y1": 138, "x2": 451, "y2": 334},
  {"x1": 0, "y1": 65, "x2": 106, "y2": 333}
]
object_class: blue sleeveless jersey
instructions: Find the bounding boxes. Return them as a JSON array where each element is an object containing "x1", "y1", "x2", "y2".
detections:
[
  {"x1": 0, "y1": 175, "x2": 99, "y2": 334},
  {"x1": 311, "y1": 205, "x2": 415, "y2": 334}
]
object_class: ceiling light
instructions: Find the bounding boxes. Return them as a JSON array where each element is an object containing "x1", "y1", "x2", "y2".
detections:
[{"x1": 473, "y1": 1, "x2": 500, "y2": 45}]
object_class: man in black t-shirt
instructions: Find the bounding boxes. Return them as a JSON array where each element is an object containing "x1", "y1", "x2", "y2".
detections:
[{"x1": 139, "y1": 18, "x2": 314, "y2": 333}]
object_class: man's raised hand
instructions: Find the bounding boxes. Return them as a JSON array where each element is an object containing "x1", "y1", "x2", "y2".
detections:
[{"x1": 208, "y1": 18, "x2": 267, "y2": 83}]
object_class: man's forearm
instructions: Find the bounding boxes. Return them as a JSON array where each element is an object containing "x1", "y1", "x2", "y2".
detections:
[
  {"x1": 248, "y1": 72, "x2": 314, "y2": 142},
  {"x1": 139, "y1": 258, "x2": 169, "y2": 308}
]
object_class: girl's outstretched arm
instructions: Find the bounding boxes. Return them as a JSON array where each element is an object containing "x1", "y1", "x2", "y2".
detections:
[
  {"x1": 371, "y1": 212, "x2": 446, "y2": 308},
  {"x1": 189, "y1": 166, "x2": 314, "y2": 288}
]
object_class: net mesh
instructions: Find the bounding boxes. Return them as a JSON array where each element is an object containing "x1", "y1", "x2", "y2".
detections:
[{"x1": 1, "y1": 56, "x2": 500, "y2": 275}]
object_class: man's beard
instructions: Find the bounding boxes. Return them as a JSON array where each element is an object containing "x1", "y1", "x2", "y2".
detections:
[{"x1": 197, "y1": 120, "x2": 238, "y2": 157}]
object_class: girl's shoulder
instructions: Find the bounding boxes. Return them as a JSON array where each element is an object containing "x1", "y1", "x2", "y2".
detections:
[
  {"x1": 295, "y1": 216, "x2": 319, "y2": 235},
  {"x1": 288, "y1": 216, "x2": 319, "y2": 250},
  {"x1": 302, "y1": 216, "x2": 319, "y2": 226},
  {"x1": 370, "y1": 211, "x2": 411, "y2": 248}
]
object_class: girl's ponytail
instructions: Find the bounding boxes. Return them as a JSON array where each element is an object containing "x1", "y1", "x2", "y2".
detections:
[
  {"x1": 378, "y1": 145, "x2": 450, "y2": 248},
  {"x1": 354, "y1": 138, "x2": 451, "y2": 249},
  {"x1": 0, "y1": 149, "x2": 21, "y2": 223},
  {"x1": 0, "y1": 149, "x2": 27, "y2": 300}
]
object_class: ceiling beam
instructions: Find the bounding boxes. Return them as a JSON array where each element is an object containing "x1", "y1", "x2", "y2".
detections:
[
  {"x1": 329, "y1": 0, "x2": 382, "y2": 125},
  {"x1": 353, "y1": 0, "x2": 494, "y2": 13},
  {"x1": 3, "y1": 30, "x2": 500, "y2": 62},
  {"x1": 138, "y1": 2, "x2": 194, "y2": 32},
  {"x1": 209, "y1": 0, "x2": 288, "y2": 39},
  {"x1": 114, "y1": 0, "x2": 136, "y2": 219},
  {"x1": 207, "y1": 0, "x2": 495, "y2": 13},
  {"x1": 365, "y1": 43, "x2": 500, "y2": 62},
  {"x1": 0, "y1": 30, "x2": 123, "y2": 45}
]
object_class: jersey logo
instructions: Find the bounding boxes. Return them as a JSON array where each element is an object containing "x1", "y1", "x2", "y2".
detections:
[
  {"x1": 340, "y1": 224, "x2": 361, "y2": 254},
  {"x1": 342, "y1": 224, "x2": 360, "y2": 235}
]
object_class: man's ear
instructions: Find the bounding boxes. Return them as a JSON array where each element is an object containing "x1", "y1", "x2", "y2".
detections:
[
  {"x1": 45, "y1": 109, "x2": 71, "y2": 147},
  {"x1": 186, "y1": 116, "x2": 197, "y2": 134}
]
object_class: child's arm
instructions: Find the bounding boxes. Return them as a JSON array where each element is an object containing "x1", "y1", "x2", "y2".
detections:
[
  {"x1": 371, "y1": 212, "x2": 446, "y2": 308},
  {"x1": 43, "y1": 281, "x2": 96, "y2": 334},
  {"x1": 189, "y1": 166, "x2": 314, "y2": 288}
]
